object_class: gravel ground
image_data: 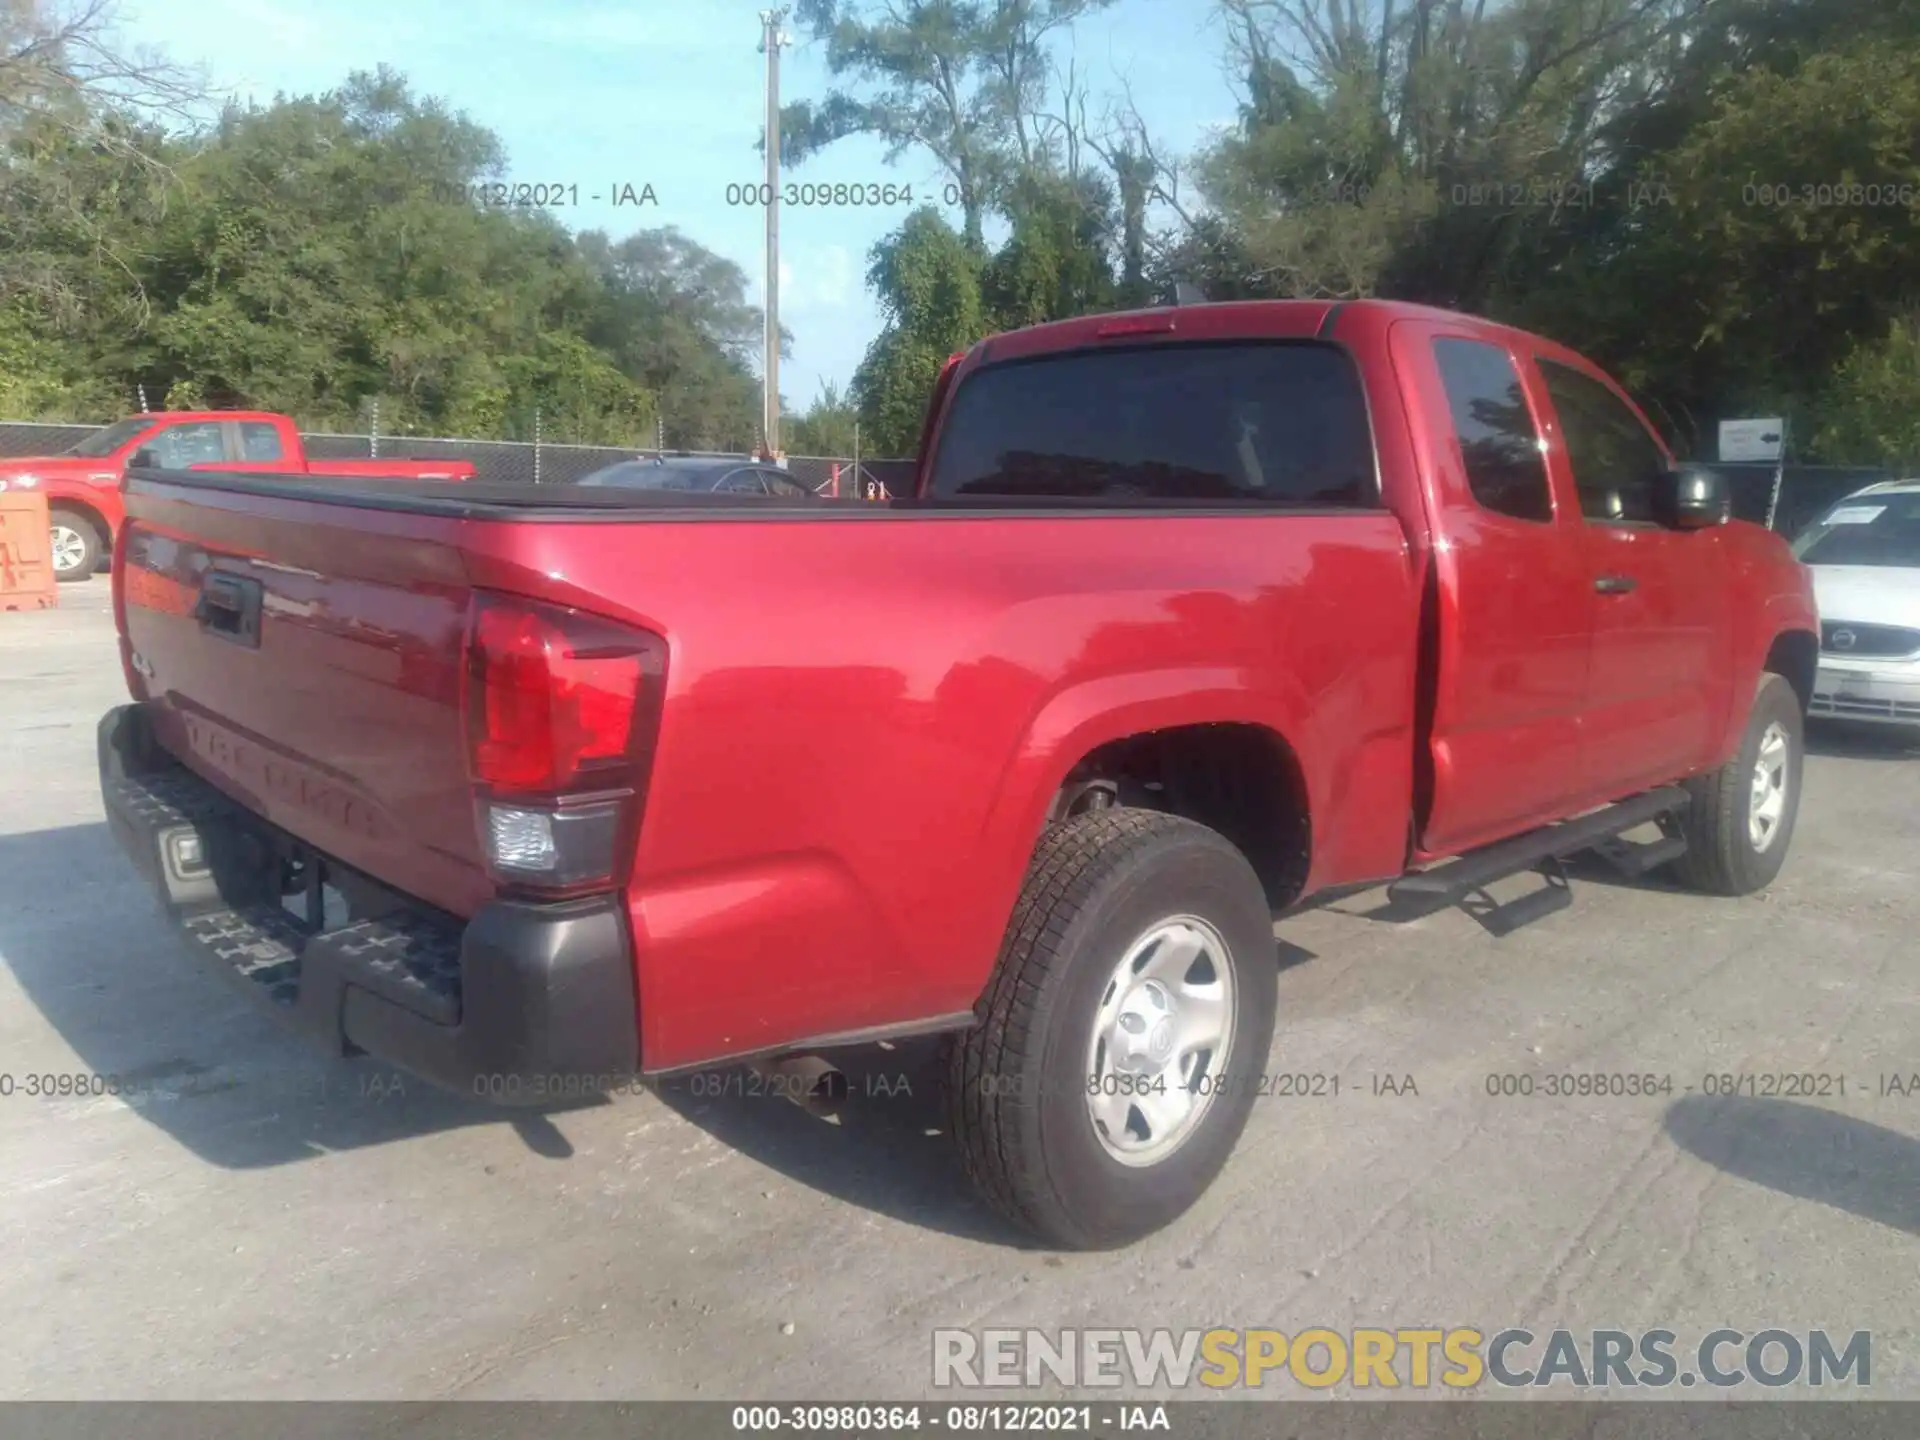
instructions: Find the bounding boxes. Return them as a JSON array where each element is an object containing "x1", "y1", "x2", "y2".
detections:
[{"x1": 1, "y1": 579, "x2": 1915, "y2": 1406}]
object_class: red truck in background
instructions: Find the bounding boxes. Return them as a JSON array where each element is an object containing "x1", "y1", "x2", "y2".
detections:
[
  {"x1": 96, "y1": 299, "x2": 1818, "y2": 1250},
  {"x1": 0, "y1": 410, "x2": 476, "y2": 581}
]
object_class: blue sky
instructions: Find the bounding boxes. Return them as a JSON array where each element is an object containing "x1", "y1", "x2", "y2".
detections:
[{"x1": 108, "y1": 0, "x2": 1240, "y2": 413}]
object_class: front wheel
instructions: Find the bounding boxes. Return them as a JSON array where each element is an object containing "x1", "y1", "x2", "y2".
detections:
[
  {"x1": 945, "y1": 809, "x2": 1279, "y2": 1249},
  {"x1": 1669, "y1": 672, "x2": 1804, "y2": 896},
  {"x1": 49, "y1": 508, "x2": 103, "y2": 582}
]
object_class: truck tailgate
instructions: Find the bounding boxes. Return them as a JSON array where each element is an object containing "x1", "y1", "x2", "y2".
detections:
[{"x1": 119, "y1": 481, "x2": 490, "y2": 916}]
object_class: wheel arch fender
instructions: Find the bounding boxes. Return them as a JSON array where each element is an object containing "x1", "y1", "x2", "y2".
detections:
[
  {"x1": 1719, "y1": 596, "x2": 1818, "y2": 761},
  {"x1": 961, "y1": 666, "x2": 1317, "y2": 967},
  {"x1": 47, "y1": 494, "x2": 111, "y2": 541}
]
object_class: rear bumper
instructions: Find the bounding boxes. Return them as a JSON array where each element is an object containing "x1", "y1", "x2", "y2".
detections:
[
  {"x1": 1811, "y1": 659, "x2": 1920, "y2": 726},
  {"x1": 97, "y1": 702, "x2": 640, "y2": 1105}
]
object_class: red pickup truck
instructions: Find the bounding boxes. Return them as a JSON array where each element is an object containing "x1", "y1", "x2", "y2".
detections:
[
  {"x1": 0, "y1": 410, "x2": 475, "y2": 581},
  {"x1": 96, "y1": 299, "x2": 1817, "y2": 1249}
]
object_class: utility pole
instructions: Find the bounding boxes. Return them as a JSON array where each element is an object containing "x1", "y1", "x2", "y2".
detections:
[{"x1": 759, "y1": 7, "x2": 791, "y2": 456}]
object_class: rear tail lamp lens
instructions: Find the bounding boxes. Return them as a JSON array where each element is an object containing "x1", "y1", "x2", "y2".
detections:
[
  {"x1": 468, "y1": 601, "x2": 659, "y2": 793},
  {"x1": 464, "y1": 594, "x2": 667, "y2": 894}
]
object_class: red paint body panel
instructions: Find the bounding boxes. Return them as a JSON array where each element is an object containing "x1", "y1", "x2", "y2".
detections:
[
  {"x1": 110, "y1": 300, "x2": 1817, "y2": 1075},
  {"x1": 0, "y1": 455, "x2": 132, "y2": 541},
  {"x1": 0, "y1": 411, "x2": 473, "y2": 552}
]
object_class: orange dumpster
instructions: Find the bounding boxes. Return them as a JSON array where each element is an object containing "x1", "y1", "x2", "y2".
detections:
[{"x1": 0, "y1": 486, "x2": 59, "y2": 611}]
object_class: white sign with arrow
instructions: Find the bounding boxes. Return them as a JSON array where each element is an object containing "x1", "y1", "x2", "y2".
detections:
[{"x1": 1719, "y1": 418, "x2": 1787, "y2": 464}]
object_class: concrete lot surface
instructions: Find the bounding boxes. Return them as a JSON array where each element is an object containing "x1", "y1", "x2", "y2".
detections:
[{"x1": 1, "y1": 581, "x2": 1916, "y2": 1402}]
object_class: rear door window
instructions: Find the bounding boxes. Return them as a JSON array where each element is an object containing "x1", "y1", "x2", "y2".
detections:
[
  {"x1": 1431, "y1": 338, "x2": 1554, "y2": 523},
  {"x1": 237, "y1": 422, "x2": 285, "y2": 462},
  {"x1": 925, "y1": 341, "x2": 1377, "y2": 506},
  {"x1": 148, "y1": 422, "x2": 230, "y2": 470}
]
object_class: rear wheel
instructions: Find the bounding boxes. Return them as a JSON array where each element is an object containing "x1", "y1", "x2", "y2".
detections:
[
  {"x1": 49, "y1": 508, "x2": 102, "y2": 582},
  {"x1": 945, "y1": 809, "x2": 1278, "y2": 1249},
  {"x1": 1669, "y1": 672, "x2": 1804, "y2": 896}
]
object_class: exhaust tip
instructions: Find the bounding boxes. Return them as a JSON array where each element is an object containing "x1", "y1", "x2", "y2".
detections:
[
  {"x1": 749, "y1": 1053, "x2": 849, "y2": 1120},
  {"x1": 801, "y1": 1064, "x2": 849, "y2": 1119}
]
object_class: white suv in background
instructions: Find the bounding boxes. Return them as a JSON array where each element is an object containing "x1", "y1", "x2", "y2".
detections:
[{"x1": 1795, "y1": 480, "x2": 1920, "y2": 731}]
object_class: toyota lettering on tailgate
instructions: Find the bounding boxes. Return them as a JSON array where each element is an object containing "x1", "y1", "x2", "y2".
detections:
[{"x1": 182, "y1": 715, "x2": 390, "y2": 840}]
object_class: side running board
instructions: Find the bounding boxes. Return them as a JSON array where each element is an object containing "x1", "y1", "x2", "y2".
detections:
[{"x1": 1386, "y1": 786, "x2": 1690, "y2": 932}]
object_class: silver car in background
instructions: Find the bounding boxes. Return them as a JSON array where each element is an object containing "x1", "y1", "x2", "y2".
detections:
[
  {"x1": 575, "y1": 456, "x2": 821, "y2": 498},
  {"x1": 1794, "y1": 480, "x2": 1920, "y2": 731}
]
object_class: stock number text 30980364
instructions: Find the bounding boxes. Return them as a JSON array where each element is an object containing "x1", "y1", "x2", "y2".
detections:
[{"x1": 725, "y1": 182, "x2": 916, "y2": 208}]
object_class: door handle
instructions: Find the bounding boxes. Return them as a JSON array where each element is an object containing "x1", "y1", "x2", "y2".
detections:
[{"x1": 1594, "y1": 574, "x2": 1638, "y2": 595}]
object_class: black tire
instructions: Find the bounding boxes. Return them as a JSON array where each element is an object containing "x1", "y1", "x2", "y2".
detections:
[
  {"x1": 945, "y1": 809, "x2": 1279, "y2": 1250},
  {"x1": 49, "y1": 507, "x2": 103, "y2": 582},
  {"x1": 1669, "y1": 672, "x2": 1804, "y2": 896}
]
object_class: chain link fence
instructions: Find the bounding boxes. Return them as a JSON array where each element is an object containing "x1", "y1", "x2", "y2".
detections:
[
  {"x1": 2, "y1": 420, "x2": 1904, "y2": 533},
  {"x1": 0, "y1": 421, "x2": 917, "y2": 501}
]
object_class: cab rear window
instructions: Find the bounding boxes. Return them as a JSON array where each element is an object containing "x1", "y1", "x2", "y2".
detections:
[{"x1": 925, "y1": 341, "x2": 1378, "y2": 507}]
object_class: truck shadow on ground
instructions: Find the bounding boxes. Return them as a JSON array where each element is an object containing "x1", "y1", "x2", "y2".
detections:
[
  {"x1": 649, "y1": 937, "x2": 1318, "y2": 1247},
  {"x1": 0, "y1": 820, "x2": 587, "y2": 1168},
  {"x1": 1664, "y1": 1094, "x2": 1920, "y2": 1237},
  {"x1": 3, "y1": 820, "x2": 1319, "y2": 1241},
  {"x1": 651, "y1": 1038, "x2": 1033, "y2": 1246}
]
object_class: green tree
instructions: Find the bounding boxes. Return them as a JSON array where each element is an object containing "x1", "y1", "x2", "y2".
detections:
[
  {"x1": 0, "y1": 61, "x2": 761, "y2": 448},
  {"x1": 0, "y1": 298, "x2": 108, "y2": 417},
  {"x1": 1809, "y1": 314, "x2": 1920, "y2": 468},
  {"x1": 578, "y1": 227, "x2": 765, "y2": 450},
  {"x1": 787, "y1": 379, "x2": 862, "y2": 456},
  {"x1": 851, "y1": 207, "x2": 988, "y2": 453},
  {"x1": 980, "y1": 168, "x2": 1117, "y2": 328},
  {"x1": 128, "y1": 69, "x2": 612, "y2": 431},
  {"x1": 1104, "y1": 144, "x2": 1156, "y2": 308},
  {"x1": 782, "y1": 0, "x2": 1117, "y2": 247},
  {"x1": 499, "y1": 331, "x2": 656, "y2": 446},
  {"x1": 1171, "y1": 0, "x2": 1710, "y2": 303},
  {"x1": 1, "y1": 0, "x2": 190, "y2": 417},
  {"x1": 1505, "y1": 32, "x2": 1920, "y2": 448}
]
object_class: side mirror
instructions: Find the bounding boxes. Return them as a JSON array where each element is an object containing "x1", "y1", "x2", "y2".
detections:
[
  {"x1": 129, "y1": 447, "x2": 157, "y2": 469},
  {"x1": 1651, "y1": 465, "x2": 1730, "y2": 531}
]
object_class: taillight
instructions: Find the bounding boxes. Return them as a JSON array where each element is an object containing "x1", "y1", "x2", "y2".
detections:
[
  {"x1": 463, "y1": 593, "x2": 667, "y2": 896},
  {"x1": 110, "y1": 525, "x2": 144, "y2": 702}
]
